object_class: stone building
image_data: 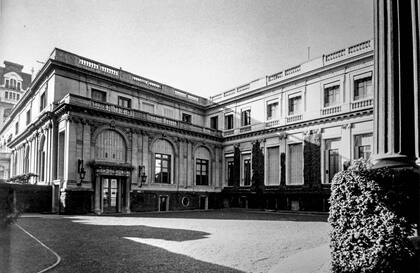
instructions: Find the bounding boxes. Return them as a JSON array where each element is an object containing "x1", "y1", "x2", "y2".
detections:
[
  {"x1": 0, "y1": 40, "x2": 374, "y2": 213},
  {"x1": 0, "y1": 61, "x2": 31, "y2": 181}
]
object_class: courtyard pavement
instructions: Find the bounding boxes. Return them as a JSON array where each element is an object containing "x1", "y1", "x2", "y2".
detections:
[{"x1": 4, "y1": 210, "x2": 331, "y2": 273}]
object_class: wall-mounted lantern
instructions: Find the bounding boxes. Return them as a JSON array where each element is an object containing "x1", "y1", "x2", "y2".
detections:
[
  {"x1": 138, "y1": 165, "x2": 147, "y2": 186},
  {"x1": 77, "y1": 159, "x2": 86, "y2": 186}
]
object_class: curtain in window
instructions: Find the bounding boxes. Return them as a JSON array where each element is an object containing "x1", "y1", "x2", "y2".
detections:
[
  {"x1": 288, "y1": 143, "x2": 303, "y2": 185},
  {"x1": 266, "y1": 147, "x2": 279, "y2": 185}
]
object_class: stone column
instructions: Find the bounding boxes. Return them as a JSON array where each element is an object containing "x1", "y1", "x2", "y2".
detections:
[
  {"x1": 374, "y1": 0, "x2": 420, "y2": 237},
  {"x1": 373, "y1": 0, "x2": 419, "y2": 168}
]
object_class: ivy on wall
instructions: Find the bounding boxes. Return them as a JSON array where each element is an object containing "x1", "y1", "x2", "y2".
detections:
[
  {"x1": 233, "y1": 145, "x2": 241, "y2": 188},
  {"x1": 251, "y1": 140, "x2": 264, "y2": 193},
  {"x1": 303, "y1": 133, "x2": 321, "y2": 187},
  {"x1": 280, "y1": 152, "x2": 286, "y2": 186}
]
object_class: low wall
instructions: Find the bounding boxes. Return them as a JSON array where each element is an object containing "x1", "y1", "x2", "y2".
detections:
[{"x1": 0, "y1": 183, "x2": 52, "y2": 213}]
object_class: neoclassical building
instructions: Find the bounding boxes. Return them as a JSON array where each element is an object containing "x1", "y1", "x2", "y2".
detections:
[{"x1": 0, "y1": 40, "x2": 374, "y2": 213}]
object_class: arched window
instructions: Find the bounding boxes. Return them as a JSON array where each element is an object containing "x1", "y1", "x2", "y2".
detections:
[
  {"x1": 152, "y1": 139, "x2": 174, "y2": 184},
  {"x1": 195, "y1": 146, "x2": 211, "y2": 185},
  {"x1": 95, "y1": 130, "x2": 127, "y2": 162},
  {"x1": 39, "y1": 135, "x2": 46, "y2": 181},
  {"x1": 24, "y1": 146, "x2": 30, "y2": 174}
]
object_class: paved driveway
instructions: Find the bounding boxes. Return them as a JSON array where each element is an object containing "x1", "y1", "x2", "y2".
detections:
[{"x1": 15, "y1": 210, "x2": 330, "y2": 273}]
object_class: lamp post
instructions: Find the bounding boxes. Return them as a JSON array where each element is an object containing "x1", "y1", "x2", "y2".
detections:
[
  {"x1": 138, "y1": 165, "x2": 147, "y2": 187},
  {"x1": 77, "y1": 159, "x2": 86, "y2": 186}
]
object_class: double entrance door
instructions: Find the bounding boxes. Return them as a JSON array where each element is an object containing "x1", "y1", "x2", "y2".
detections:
[{"x1": 101, "y1": 176, "x2": 126, "y2": 213}]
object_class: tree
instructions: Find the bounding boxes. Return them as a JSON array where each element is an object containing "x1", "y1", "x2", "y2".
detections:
[{"x1": 251, "y1": 140, "x2": 264, "y2": 194}]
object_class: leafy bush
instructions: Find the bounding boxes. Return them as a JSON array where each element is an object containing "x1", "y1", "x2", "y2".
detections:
[
  {"x1": 7, "y1": 173, "x2": 38, "y2": 184},
  {"x1": 0, "y1": 188, "x2": 20, "y2": 229},
  {"x1": 329, "y1": 159, "x2": 417, "y2": 272}
]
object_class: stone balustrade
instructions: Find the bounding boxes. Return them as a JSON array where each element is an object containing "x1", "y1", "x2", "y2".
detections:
[
  {"x1": 60, "y1": 94, "x2": 222, "y2": 137},
  {"x1": 351, "y1": 98, "x2": 373, "y2": 110},
  {"x1": 286, "y1": 114, "x2": 303, "y2": 123},
  {"x1": 321, "y1": 105, "x2": 342, "y2": 116}
]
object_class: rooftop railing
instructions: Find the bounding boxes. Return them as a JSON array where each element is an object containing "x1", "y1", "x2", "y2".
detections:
[
  {"x1": 210, "y1": 39, "x2": 373, "y2": 102},
  {"x1": 51, "y1": 49, "x2": 209, "y2": 106}
]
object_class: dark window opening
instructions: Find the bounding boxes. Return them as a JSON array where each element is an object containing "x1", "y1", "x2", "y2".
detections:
[
  {"x1": 210, "y1": 116, "x2": 218, "y2": 130},
  {"x1": 182, "y1": 113, "x2": 192, "y2": 124},
  {"x1": 196, "y1": 158, "x2": 209, "y2": 185},
  {"x1": 241, "y1": 109, "x2": 251, "y2": 126},
  {"x1": 118, "y1": 96, "x2": 131, "y2": 108},
  {"x1": 91, "y1": 89, "x2": 106, "y2": 102},
  {"x1": 225, "y1": 114, "x2": 234, "y2": 130}
]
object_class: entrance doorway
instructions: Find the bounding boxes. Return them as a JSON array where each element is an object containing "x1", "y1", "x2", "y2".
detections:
[
  {"x1": 102, "y1": 177, "x2": 125, "y2": 213},
  {"x1": 159, "y1": 195, "x2": 168, "y2": 211},
  {"x1": 199, "y1": 196, "x2": 208, "y2": 210}
]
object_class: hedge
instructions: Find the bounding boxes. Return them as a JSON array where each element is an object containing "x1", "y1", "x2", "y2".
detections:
[{"x1": 329, "y1": 159, "x2": 417, "y2": 272}]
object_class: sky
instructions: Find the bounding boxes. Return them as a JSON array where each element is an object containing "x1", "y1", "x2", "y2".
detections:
[{"x1": 0, "y1": 0, "x2": 373, "y2": 97}]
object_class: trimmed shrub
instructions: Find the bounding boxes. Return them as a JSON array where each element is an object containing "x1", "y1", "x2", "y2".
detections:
[{"x1": 329, "y1": 159, "x2": 417, "y2": 272}]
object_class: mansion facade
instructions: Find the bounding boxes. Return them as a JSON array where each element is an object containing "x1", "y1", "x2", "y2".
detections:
[{"x1": 0, "y1": 40, "x2": 374, "y2": 213}]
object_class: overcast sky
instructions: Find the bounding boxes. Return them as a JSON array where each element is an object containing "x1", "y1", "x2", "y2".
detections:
[{"x1": 0, "y1": 0, "x2": 373, "y2": 97}]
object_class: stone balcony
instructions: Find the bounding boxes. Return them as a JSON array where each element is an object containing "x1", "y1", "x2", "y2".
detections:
[{"x1": 59, "y1": 94, "x2": 223, "y2": 138}]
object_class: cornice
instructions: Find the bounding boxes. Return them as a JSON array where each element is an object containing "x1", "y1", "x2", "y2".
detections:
[{"x1": 223, "y1": 108, "x2": 373, "y2": 142}]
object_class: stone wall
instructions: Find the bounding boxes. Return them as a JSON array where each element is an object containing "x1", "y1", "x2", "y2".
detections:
[{"x1": 0, "y1": 183, "x2": 52, "y2": 213}]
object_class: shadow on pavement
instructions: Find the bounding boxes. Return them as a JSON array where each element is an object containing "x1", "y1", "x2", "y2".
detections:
[{"x1": 17, "y1": 217, "x2": 242, "y2": 273}]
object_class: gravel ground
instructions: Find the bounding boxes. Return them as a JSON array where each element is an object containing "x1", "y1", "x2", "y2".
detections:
[{"x1": 17, "y1": 210, "x2": 330, "y2": 273}]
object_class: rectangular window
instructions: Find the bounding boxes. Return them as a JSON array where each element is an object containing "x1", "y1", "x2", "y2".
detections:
[
  {"x1": 267, "y1": 101, "x2": 279, "y2": 120},
  {"x1": 5, "y1": 92, "x2": 8, "y2": 99},
  {"x1": 40, "y1": 92, "x2": 47, "y2": 111},
  {"x1": 241, "y1": 109, "x2": 251, "y2": 126},
  {"x1": 5, "y1": 79, "x2": 9, "y2": 88},
  {"x1": 196, "y1": 158, "x2": 209, "y2": 185},
  {"x1": 354, "y1": 134, "x2": 372, "y2": 159},
  {"x1": 288, "y1": 143, "x2": 303, "y2": 185},
  {"x1": 17, "y1": 82, "x2": 21, "y2": 91},
  {"x1": 324, "y1": 85, "x2": 340, "y2": 107},
  {"x1": 354, "y1": 77, "x2": 373, "y2": 101},
  {"x1": 288, "y1": 95, "x2": 302, "y2": 115},
  {"x1": 266, "y1": 146, "x2": 280, "y2": 185},
  {"x1": 182, "y1": 113, "x2": 192, "y2": 124},
  {"x1": 118, "y1": 96, "x2": 131, "y2": 108},
  {"x1": 210, "y1": 116, "x2": 218, "y2": 130},
  {"x1": 91, "y1": 89, "x2": 106, "y2": 102},
  {"x1": 155, "y1": 153, "x2": 171, "y2": 184},
  {"x1": 26, "y1": 109, "x2": 31, "y2": 125},
  {"x1": 15, "y1": 122, "x2": 19, "y2": 135},
  {"x1": 225, "y1": 114, "x2": 234, "y2": 130},
  {"x1": 325, "y1": 139, "x2": 341, "y2": 184},
  {"x1": 243, "y1": 156, "x2": 251, "y2": 186},
  {"x1": 16, "y1": 94, "x2": 20, "y2": 101},
  {"x1": 227, "y1": 160, "x2": 234, "y2": 186},
  {"x1": 142, "y1": 102, "x2": 154, "y2": 113}
]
